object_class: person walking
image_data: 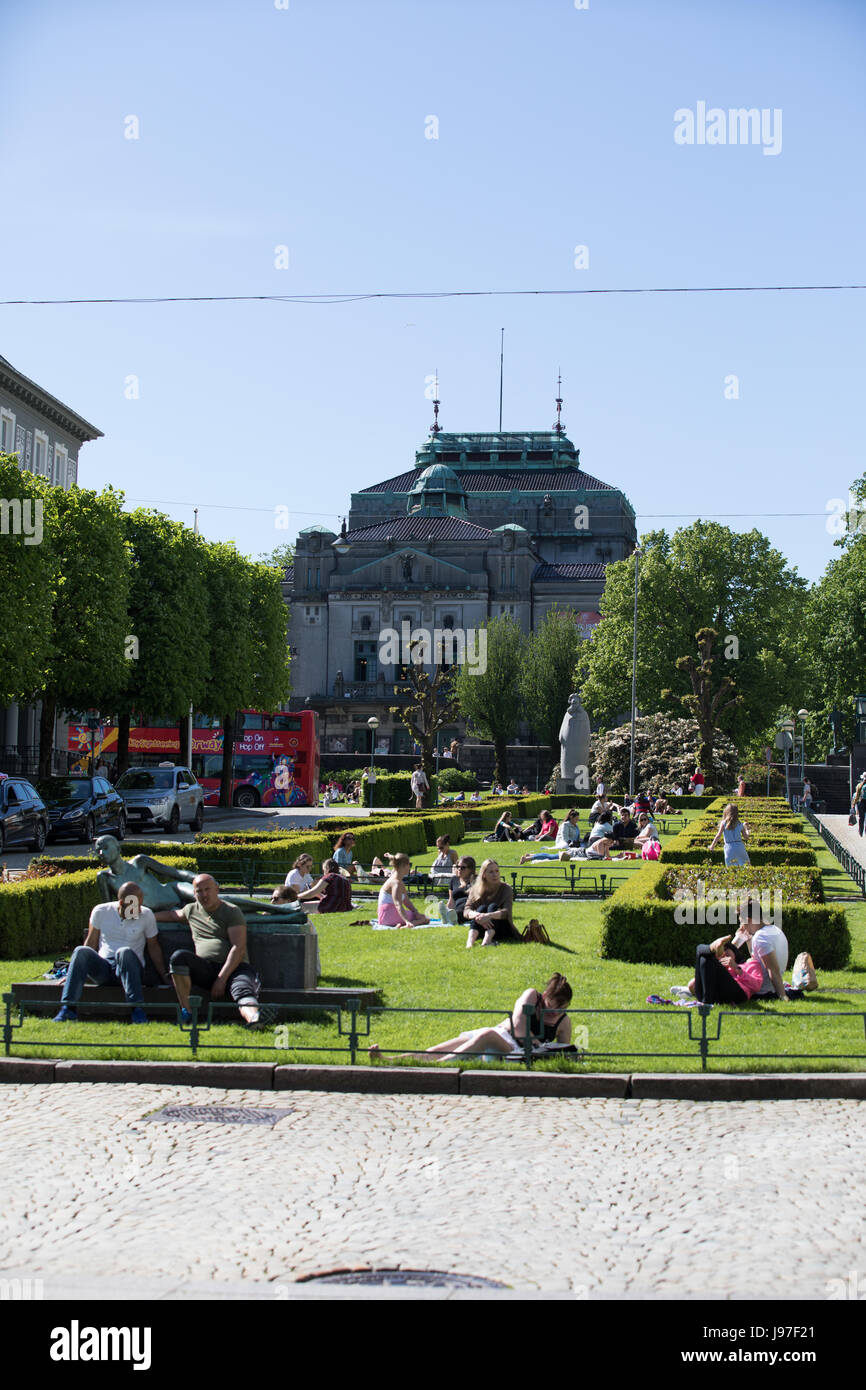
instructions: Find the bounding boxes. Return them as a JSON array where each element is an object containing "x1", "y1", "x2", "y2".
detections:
[
  {"x1": 853, "y1": 776, "x2": 866, "y2": 837},
  {"x1": 410, "y1": 764, "x2": 429, "y2": 809},
  {"x1": 708, "y1": 803, "x2": 751, "y2": 867}
]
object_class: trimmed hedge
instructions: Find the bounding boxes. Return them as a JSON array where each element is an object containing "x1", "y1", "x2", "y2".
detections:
[
  {"x1": 660, "y1": 847, "x2": 818, "y2": 867},
  {"x1": 663, "y1": 865, "x2": 824, "y2": 903},
  {"x1": 0, "y1": 870, "x2": 100, "y2": 959},
  {"x1": 600, "y1": 863, "x2": 850, "y2": 969},
  {"x1": 360, "y1": 771, "x2": 440, "y2": 807}
]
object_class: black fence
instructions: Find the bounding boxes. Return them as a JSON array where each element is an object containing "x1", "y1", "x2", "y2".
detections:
[{"x1": 805, "y1": 809, "x2": 866, "y2": 897}]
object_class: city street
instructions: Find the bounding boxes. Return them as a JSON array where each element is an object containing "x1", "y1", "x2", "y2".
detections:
[{"x1": 0, "y1": 1083, "x2": 862, "y2": 1301}]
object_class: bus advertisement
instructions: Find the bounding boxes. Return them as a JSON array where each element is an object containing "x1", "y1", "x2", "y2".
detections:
[{"x1": 66, "y1": 710, "x2": 320, "y2": 808}]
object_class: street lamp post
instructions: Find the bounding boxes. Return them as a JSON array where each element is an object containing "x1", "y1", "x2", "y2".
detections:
[
  {"x1": 777, "y1": 719, "x2": 795, "y2": 804},
  {"x1": 629, "y1": 547, "x2": 640, "y2": 799},
  {"x1": 367, "y1": 716, "x2": 379, "y2": 808}
]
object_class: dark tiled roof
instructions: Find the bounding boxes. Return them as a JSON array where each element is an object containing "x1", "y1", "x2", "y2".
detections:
[
  {"x1": 361, "y1": 467, "x2": 614, "y2": 495},
  {"x1": 346, "y1": 515, "x2": 494, "y2": 542},
  {"x1": 532, "y1": 562, "x2": 607, "y2": 581}
]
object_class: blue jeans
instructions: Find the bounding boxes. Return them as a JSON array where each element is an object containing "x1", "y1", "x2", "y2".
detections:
[{"x1": 60, "y1": 945, "x2": 144, "y2": 1005}]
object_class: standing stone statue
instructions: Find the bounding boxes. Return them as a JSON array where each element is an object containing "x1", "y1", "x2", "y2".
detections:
[{"x1": 556, "y1": 692, "x2": 591, "y2": 793}]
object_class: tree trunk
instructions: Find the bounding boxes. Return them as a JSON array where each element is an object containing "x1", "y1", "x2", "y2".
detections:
[
  {"x1": 38, "y1": 691, "x2": 57, "y2": 779},
  {"x1": 220, "y1": 714, "x2": 235, "y2": 809},
  {"x1": 493, "y1": 736, "x2": 509, "y2": 786},
  {"x1": 697, "y1": 723, "x2": 714, "y2": 782},
  {"x1": 117, "y1": 713, "x2": 131, "y2": 776}
]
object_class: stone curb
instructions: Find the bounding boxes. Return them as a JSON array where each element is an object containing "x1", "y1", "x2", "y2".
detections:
[
  {"x1": 628, "y1": 1072, "x2": 866, "y2": 1100},
  {"x1": 2, "y1": 1057, "x2": 866, "y2": 1099},
  {"x1": 459, "y1": 1071, "x2": 628, "y2": 1098},
  {"x1": 51, "y1": 1061, "x2": 276, "y2": 1088},
  {"x1": 274, "y1": 1065, "x2": 460, "y2": 1094}
]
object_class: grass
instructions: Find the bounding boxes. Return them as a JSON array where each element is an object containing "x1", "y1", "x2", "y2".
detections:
[{"x1": 3, "y1": 813, "x2": 866, "y2": 1074}]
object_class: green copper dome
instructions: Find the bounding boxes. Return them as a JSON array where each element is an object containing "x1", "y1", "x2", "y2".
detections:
[{"x1": 407, "y1": 462, "x2": 467, "y2": 518}]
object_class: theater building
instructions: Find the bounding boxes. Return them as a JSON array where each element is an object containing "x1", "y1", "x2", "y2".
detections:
[{"x1": 286, "y1": 413, "x2": 636, "y2": 755}]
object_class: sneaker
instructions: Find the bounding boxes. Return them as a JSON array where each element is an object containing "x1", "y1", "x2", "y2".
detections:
[
  {"x1": 669, "y1": 985, "x2": 693, "y2": 1001},
  {"x1": 179, "y1": 1007, "x2": 192, "y2": 1025},
  {"x1": 53, "y1": 1005, "x2": 77, "y2": 1022},
  {"x1": 130, "y1": 1007, "x2": 149, "y2": 1024}
]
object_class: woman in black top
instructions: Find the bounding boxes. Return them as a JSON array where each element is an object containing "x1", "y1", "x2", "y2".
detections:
[
  {"x1": 447, "y1": 856, "x2": 476, "y2": 923},
  {"x1": 368, "y1": 974, "x2": 573, "y2": 1062}
]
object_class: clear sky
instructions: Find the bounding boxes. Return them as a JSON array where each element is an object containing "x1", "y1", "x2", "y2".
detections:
[{"x1": 1, "y1": 0, "x2": 863, "y2": 582}]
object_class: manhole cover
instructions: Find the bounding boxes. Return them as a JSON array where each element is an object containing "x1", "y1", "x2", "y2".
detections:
[
  {"x1": 296, "y1": 1268, "x2": 507, "y2": 1288},
  {"x1": 145, "y1": 1106, "x2": 295, "y2": 1126}
]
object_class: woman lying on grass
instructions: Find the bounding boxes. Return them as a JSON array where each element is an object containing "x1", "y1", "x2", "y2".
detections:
[
  {"x1": 368, "y1": 973, "x2": 573, "y2": 1063},
  {"x1": 376, "y1": 853, "x2": 430, "y2": 928}
]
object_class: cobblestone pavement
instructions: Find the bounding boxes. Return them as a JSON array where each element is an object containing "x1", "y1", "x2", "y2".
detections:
[
  {"x1": 1, "y1": 1084, "x2": 865, "y2": 1300},
  {"x1": 821, "y1": 814, "x2": 866, "y2": 872}
]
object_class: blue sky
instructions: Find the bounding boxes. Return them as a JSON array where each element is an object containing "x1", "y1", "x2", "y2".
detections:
[{"x1": 1, "y1": 0, "x2": 864, "y2": 581}]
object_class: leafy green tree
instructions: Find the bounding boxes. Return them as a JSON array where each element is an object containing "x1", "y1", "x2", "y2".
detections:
[
  {"x1": 36, "y1": 485, "x2": 131, "y2": 777},
  {"x1": 114, "y1": 511, "x2": 210, "y2": 774},
  {"x1": 248, "y1": 561, "x2": 291, "y2": 711},
  {"x1": 590, "y1": 713, "x2": 739, "y2": 792},
  {"x1": 0, "y1": 455, "x2": 54, "y2": 704},
  {"x1": 200, "y1": 542, "x2": 255, "y2": 808},
  {"x1": 258, "y1": 541, "x2": 294, "y2": 569},
  {"x1": 801, "y1": 487, "x2": 866, "y2": 751},
  {"x1": 452, "y1": 616, "x2": 526, "y2": 783},
  {"x1": 577, "y1": 523, "x2": 807, "y2": 775},
  {"x1": 520, "y1": 606, "x2": 582, "y2": 753}
]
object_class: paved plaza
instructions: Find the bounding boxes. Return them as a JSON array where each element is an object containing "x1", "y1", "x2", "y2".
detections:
[{"x1": 1, "y1": 1083, "x2": 864, "y2": 1300}]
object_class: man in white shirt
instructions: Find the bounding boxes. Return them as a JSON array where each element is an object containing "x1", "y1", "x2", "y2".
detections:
[
  {"x1": 733, "y1": 909, "x2": 788, "y2": 1000},
  {"x1": 410, "y1": 764, "x2": 429, "y2": 809},
  {"x1": 54, "y1": 882, "x2": 169, "y2": 1023}
]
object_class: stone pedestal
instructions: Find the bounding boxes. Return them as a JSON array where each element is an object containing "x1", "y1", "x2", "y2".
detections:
[{"x1": 155, "y1": 920, "x2": 318, "y2": 991}]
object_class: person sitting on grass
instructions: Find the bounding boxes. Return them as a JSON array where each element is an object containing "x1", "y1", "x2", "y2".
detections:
[
  {"x1": 270, "y1": 884, "x2": 298, "y2": 906},
  {"x1": 533, "y1": 810, "x2": 559, "y2": 842},
  {"x1": 332, "y1": 832, "x2": 359, "y2": 878},
  {"x1": 490, "y1": 809, "x2": 520, "y2": 842},
  {"x1": 653, "y1": 795, "x2": 672, "y2": 814},
  {"x1": 430, "y1": 835, "x2": 459, "y2": 877},
  {"x1": 633, "y1": 812, "x2": 659, "y2": 847},
  {"x1": 285, "y1": 853, "x2": 316, "y2": 895},
  {"x1": 731, "y1": 899, "x2": 789, "y2": 1000},
  {"x1": 297, "y1": 859, "x2": 354, "y2": 913},
  {"x1": 520, "y1": 808, "x2": 581, "y2": 862},
  {"x1": 368, "y1": 974, "x2": 573, "y2": 1063},
  {"x1": 447, "y1": 855, "x2": 477, "y2": 923},
  {"x1": 54, "y1": 881, "x2": 169, "y2": 1024},
  {"x1": 154, "y1": 873, "x2": 263, "y2": 1029},
  {"x1": 377, "y1": 852, "x2": 429, "y2": 927},
  {"x1": 671, "y1": 937, "x2": 766, "y2": 1006},
  {"x1": 464, "y1": 859, "x2": 520, "y2": 947},
  {"x1": 611, "y1": 806, "x2": 639, "y2": 841}
]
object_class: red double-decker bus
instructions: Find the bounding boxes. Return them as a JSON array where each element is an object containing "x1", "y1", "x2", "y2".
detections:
[{"x1": 67, "y1": 710, "x2": 320, "y2": 808}]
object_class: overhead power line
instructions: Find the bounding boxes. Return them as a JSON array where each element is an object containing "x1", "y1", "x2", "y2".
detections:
[{"x1": 2, "y1": 283, "x2": 865, "y2": 307}]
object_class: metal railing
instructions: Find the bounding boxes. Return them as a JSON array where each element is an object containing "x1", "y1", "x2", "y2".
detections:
[
  {"x1": 7, "y1": 994, "x2": 866, "y2": 1071},
  {"x1": 805, "y1": 810, "x2": 866, "y2": 897}
]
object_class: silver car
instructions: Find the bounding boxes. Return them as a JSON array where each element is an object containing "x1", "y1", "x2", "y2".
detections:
[{"x1": 115, "y1": 765, "x2": 204, "y2": 833}]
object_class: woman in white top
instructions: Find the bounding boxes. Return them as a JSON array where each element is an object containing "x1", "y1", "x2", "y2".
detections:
[
  {"x1": 633, "y1": 813, "x2": 659, "y2": 845},
  {"x1": 285, "y1": 853, "x2": 316, "y2": 895}
]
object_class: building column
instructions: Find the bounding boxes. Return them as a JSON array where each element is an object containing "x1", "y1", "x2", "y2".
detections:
[{"x1": 3, "y1": 703, "x2": 18, "y2": 750}]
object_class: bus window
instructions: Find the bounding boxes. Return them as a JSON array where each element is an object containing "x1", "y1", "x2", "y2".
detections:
[
  {"x1": 270, "y1": 715, "x2": 302, "y2": 732},
  {"x1": 242, "y1": 713, "x2": 264, "y2": 731}
]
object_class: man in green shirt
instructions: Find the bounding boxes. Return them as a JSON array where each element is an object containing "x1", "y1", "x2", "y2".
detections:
[{"x1": 156, "y1": 874, "x2": 262, "y2": 1027}]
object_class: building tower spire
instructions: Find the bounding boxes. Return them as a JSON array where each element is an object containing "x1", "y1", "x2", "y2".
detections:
[
  {"x1": 553, "y1": 370, "x2": 564, "y2": 435},
  {"x1": 430, "y1": 368, "x2": 441, "y2": 436}
]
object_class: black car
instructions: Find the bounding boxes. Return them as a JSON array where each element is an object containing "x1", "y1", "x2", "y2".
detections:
[
  {"x1": 37, "y1": 775, "x2": 126, "y2": 845},
  {"x1": 0, "y1": 775, "x2": 50, "y2": 853}
]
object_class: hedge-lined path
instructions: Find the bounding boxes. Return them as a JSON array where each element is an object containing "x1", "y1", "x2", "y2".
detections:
[
  {"x1": 0, "y1": 1081, "x2": 862, "y2": 1299},
  {"x1": 820, "y1": 815, "x2": 866, "y2": 873}
]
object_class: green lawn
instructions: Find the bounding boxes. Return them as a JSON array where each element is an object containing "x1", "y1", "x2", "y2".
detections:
[{"x1": 4, "y1": 813, "x2": 866, "y2": 1073}]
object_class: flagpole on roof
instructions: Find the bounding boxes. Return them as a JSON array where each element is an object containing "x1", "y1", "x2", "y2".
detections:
[{"x1": 498, "y1": 328, "x2": 504, "y2": 430}]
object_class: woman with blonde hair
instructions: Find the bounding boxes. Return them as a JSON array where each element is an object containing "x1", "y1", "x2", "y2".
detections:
[
  {"x1": 377, "y1": 853, "x2": 429, "y2": 928},
  {"x1": 708, "y1": 802, "x2": 751, "y2": 867},
  {"x1": 463, "y1": 859, "x2": 520, "y2": 947}
]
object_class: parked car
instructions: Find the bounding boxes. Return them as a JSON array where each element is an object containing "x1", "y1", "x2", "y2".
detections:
[
  {"x1": 37, "y1": 775, "x2": 126, "y2": 845},
  {"x1": 115, "y1": 765, "x2": 204, "y2": 833},
  {"x1": 0, "y1": 773, "x2": 50, "y2": 853}
]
